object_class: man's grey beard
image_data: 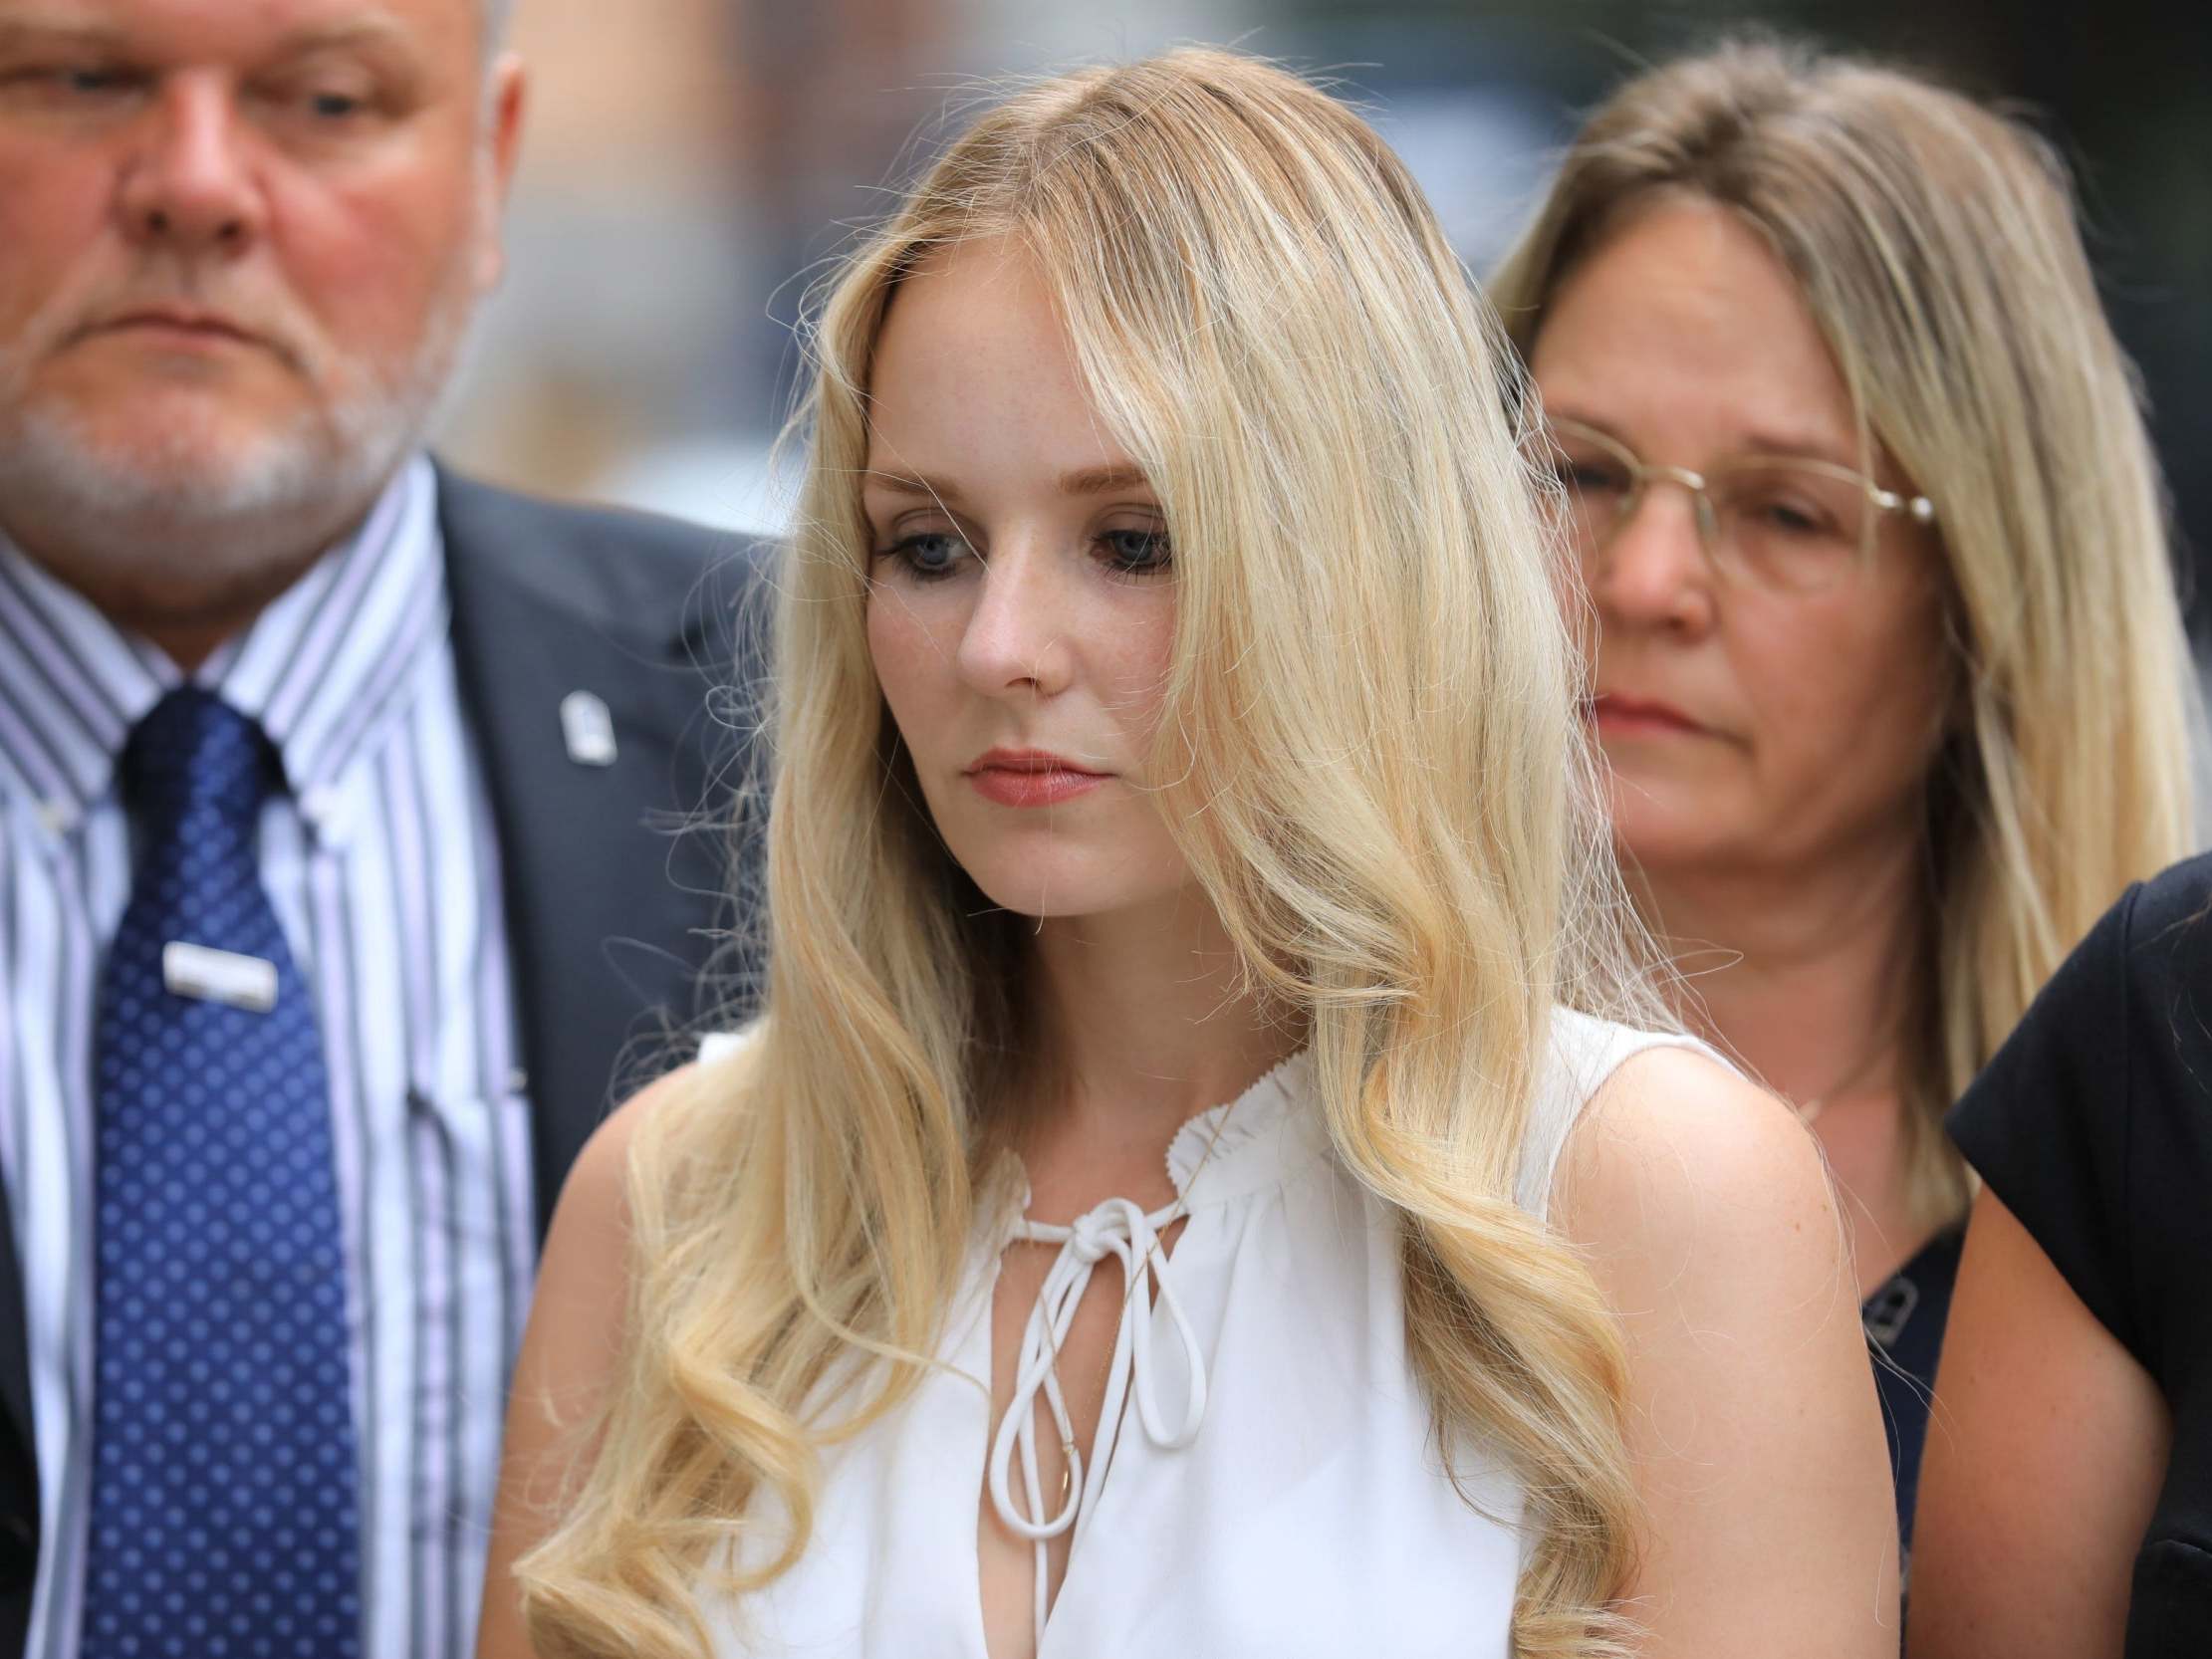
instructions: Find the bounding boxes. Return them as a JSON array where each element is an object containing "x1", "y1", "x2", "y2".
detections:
[{"x1": 0, "y1": 272, "x2": 478, "y2": 587}]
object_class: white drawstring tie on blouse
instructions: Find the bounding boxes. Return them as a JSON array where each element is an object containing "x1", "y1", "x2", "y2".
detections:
[{"x1": 987, "y1": 1194, "x2": 1210, "y2": 1647}]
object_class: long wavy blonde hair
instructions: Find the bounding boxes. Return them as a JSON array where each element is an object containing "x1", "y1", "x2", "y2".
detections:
[
  {"x1": 521, "y1": 48, "x2": 1666, "y2": 1659},
  {"x1": 1491, "y1": 37, "x2": 2203, "y2": 1232}
]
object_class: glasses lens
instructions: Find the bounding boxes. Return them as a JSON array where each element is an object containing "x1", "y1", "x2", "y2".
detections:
[
  {"x1": 1539, "y1": 425, "x2": 1636, "y2": 554},
  {"x1": 1708, "y1": 462, "x2": 1872, "y2": 592}
]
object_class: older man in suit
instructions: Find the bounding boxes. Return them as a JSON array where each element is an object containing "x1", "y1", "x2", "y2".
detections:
[{"x1": 0, "y1": 2, "x2": 756, "y2": 1655}]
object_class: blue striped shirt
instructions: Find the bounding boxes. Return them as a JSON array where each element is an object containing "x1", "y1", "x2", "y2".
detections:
[{"x1": 0, "y1": 457, "x2": 536, "y2": 1659}]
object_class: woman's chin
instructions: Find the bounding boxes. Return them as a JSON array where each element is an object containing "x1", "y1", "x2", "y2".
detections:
[
  {"x1": 958, "y1": 855, "x2": 1191, "y2": 926},
  {"x1": 1608, "y1": 806, "x2": 1757, "y2": 882}
]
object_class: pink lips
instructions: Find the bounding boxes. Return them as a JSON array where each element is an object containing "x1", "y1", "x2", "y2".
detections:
[
  {"x1": 1589, "y1": 692, "x2": 1708, "y2": 738},
  {"x1": 964, "y1": 748, "x2": 1110, "y2": 808}
]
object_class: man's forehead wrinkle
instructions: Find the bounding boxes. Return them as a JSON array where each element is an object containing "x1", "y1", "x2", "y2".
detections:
[
  {"x1": 0, "y1": 4, "x2": 428, "y2": 55},
  {"x1": 0, "y1": 15, "x2": 112, "y2": 47}
]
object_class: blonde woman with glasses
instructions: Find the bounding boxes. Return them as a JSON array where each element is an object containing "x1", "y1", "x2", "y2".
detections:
[
  {"x1": 1491, "y1": 38, "x2": 2202, "y2": 1561},
  {"x1": 476, "y1": 47, "x2": 1895, "y2": 1659}
]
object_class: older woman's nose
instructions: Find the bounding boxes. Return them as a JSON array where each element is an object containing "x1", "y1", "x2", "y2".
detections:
[{"x1": 1588, "y1": 488, "x2": 1718, "y2": 635}]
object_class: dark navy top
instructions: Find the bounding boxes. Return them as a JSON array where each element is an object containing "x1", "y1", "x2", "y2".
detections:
[{"x1": 1863, "y1": 1227, "x2": 1964, "y2": 1563}]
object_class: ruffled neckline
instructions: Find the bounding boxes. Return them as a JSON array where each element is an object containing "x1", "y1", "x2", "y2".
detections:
[
  {"x1": 991, "y1": 1049, "x2": 1328, "y2": 1240},
  {"x1": 1160, "y1": 1048, "x2": 1326, "y2": 1205}
]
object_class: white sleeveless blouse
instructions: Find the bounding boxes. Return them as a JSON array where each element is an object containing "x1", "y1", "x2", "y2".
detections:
[{"x1": 706, "y1": 1011, "x2": 1705, "y2": 1657}]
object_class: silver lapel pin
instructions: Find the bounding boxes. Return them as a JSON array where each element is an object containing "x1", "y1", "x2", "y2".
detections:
[{"x1": 560, "y1": 689, "x2": 618, "y2": 768}]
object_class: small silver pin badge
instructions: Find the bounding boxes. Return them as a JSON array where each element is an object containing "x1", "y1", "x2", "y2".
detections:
[
  {"x1": 560, "y1": 690, "x2": 617, "y2": 768},
  {"x1": 162, "y1": 941, "x2": 279, "y2": 1013}
]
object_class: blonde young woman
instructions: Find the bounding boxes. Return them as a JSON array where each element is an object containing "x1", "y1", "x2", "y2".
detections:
[
  {"x1": 1490, "y1": 38, "x2": 2201, "y2": 1556},
  {"x1": 478, "y1": 50, "x2": 1895, "y2": 1659}
]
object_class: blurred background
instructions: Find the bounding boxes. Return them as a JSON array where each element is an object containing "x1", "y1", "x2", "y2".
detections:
[{"x1": 440, "y1": 0, "x2": 2211, "y2": 625}]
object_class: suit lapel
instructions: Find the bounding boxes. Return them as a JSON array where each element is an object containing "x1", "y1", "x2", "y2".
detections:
[
  {"x1": 441, "y1": 478, "x2": 729, "y2": 1240},
  {"x1": 0, "y1": 1182, "x2": 30, "y2": 1465}
]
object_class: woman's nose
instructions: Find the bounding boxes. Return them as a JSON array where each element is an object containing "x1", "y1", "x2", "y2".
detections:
[
  {"x1": 1587, "y1": 485, "x2": 1718, "y2": 635},
  {"x1": 953, "y1": 540, "x2": 1078, "y2": 698}
]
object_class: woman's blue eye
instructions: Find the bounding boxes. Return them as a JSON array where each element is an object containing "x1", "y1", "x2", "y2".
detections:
[
  {"x1": 879, "y1": 532, "x2": 970, "y2": 581},
  {"x1": 1100, "y1": 527, "x2": 1172, "y2": 576}
]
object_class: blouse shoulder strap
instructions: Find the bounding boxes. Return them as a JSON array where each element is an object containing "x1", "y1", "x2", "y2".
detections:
[{"x1": 1514, "y1": 1010, "x2": 1720, "y2": 1222}]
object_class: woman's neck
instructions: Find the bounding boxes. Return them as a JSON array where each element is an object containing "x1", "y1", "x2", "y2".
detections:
[
  {"x1": 1641, "y1": 851, "x2": 1918, "y2": 1103},
  {"x1": 1635, "y1": 832, "x2": 1934, "y2": 1292},
  {"x1": 1016, "y1": 891, "x2": 1302, "y2": 1218}
]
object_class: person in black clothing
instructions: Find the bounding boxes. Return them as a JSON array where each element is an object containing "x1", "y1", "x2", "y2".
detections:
[
  {"x1": 1912, "y1": 856, "x2": 2212, "y2": 1656},
  {"x1": 1488, "y1": 38, "x2": 2203, "y2": 1559}
]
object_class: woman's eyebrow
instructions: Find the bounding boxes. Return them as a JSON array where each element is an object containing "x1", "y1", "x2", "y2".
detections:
[
  {"x1": 1059, "y1": 464, "x2": 1151, "y2": 497},
  {"x1": 861, "y1": 470, "x2": 965, "y2": 506},
  {"x1": 1547, "y1": 407, "x2": 1867, "y2": 473},
  {"x1": 860, "y1": 465, "x2": 1152, "y2": 502},
  {"x1": 1735, "y1": 424, "x2": 1863, "y2": 470}
]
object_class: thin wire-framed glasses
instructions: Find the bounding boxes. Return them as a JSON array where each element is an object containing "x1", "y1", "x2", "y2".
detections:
[{"x1": 1538, "y1": 416, "x2": 1937, "y2": 595}]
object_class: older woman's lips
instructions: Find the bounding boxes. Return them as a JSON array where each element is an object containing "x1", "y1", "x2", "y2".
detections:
[
  {"x1": 965, "y1": 749, "x2": 1110, "y2": 808},
  {"x1": 1590, "y1": 694, "x2": 1707, "y2": 737}
]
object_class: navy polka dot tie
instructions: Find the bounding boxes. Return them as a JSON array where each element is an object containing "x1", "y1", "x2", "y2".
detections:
[{"x1": 83, "y1": 688, "x2": 361, "y2": 1658}]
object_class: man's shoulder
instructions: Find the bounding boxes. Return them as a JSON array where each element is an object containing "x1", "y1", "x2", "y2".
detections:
[{"x1": 432, "y1": 463, "x2": 770, "y2": 648}]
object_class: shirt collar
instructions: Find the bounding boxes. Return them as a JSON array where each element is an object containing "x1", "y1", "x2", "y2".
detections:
[{"x1": 0, "y1": 455, "x2": 448, "y2": 831}]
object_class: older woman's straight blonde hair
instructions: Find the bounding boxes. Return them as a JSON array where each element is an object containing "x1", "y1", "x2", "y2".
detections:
[
  {"x1": 517, "y1": 47, "x2": 1667, "y2": 1659},
  {"x1": 1492, "y1": 37, "x2": 2203, "y2": 1231}
]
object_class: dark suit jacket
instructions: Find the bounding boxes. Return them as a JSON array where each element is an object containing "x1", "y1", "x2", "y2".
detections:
[{"x1": 0, "y1": 467, "x2": 766, "y2": 1649}]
